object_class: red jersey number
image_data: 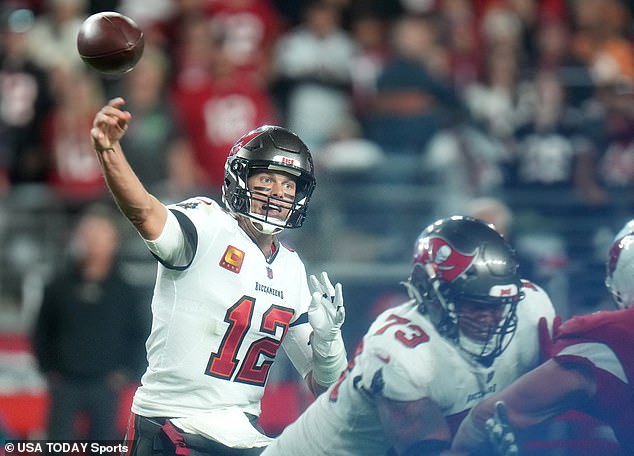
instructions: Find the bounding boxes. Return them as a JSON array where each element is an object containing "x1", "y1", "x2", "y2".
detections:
[
  {"x1": 375, "y1": 313, "x2": 430, "y2": 347},
  {"x1": 206, "y1": 296, "x2": 294, "y2": 386}
]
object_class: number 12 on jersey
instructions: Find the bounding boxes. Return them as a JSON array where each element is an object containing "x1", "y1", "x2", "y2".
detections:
[{"x1": 206, "y1": 296, "x2": 294, "y2": 387}]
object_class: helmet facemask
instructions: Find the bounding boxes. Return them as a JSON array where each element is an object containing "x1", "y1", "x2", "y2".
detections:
[
  {"x1": 408, "y1": 262, "x2": 520, "y2": 367},
  {"x1": 453, "y1": 295, "x2": 519, "y2": 367},
  {"x1": 246, "y1": 167, "x2": 312, "y2": 235}
]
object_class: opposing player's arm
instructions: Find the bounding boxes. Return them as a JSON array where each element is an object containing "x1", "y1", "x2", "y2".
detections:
[
  {"x1": 451, "y1": 358, "x2": 596, "y2": 453},
  {"x1": 91, "y1": 97, "x2": 167, "y2": 240},
  {"x1": 378, "y1": 396, "x2": 451, "y2": 456}
]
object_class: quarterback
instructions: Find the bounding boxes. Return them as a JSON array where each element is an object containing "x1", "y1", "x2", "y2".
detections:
[
  {"x1": 90, "y1": 98, "x2": 348, "y2": 455},
  {"x1": 262, "y1": 216, "x2": 555, "y2": 456}
]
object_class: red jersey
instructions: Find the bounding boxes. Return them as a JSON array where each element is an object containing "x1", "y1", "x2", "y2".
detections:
[
  {"x1": 206, "y1": 0, "x2": 281, "y2": 77},
  {"x1": 171, "y1": 74, "x2": 277, "y2": 187},
  {"x1": 552, "y1": 307, "x2": 634, "y2": 452},
  {"x1": 42, "y1": 111, "x2": 107, "y2": 202}
]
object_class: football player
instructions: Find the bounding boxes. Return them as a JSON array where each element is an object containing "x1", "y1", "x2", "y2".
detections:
[
  {"x1": 451, "y1": 221, "x2": 634, "y2": 455},
  {"x1": 90, "y1": 98, "x2": 348, "y2": 455},
  {"x1": 261, "y1": 216, "x2": 556, "y2": 456}
]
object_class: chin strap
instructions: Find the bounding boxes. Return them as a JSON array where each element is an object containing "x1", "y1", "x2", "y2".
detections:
[{"x1": 248, "y1": 215, "x2": 284, "y2": 235}]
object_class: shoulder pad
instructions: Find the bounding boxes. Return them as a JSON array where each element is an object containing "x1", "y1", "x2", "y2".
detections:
[
  {"x1": 520, "y1": 279, "x2": 541, "y2": 293},
  {"x1": 173, "y1": 196, "x2": 215, "y2": 210}
]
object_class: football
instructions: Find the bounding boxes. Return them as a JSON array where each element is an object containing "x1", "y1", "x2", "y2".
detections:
[{"x1": 76, "y1": 11, "x2": 144, "y2": 76}]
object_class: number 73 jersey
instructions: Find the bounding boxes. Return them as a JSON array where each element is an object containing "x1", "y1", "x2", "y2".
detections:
[
  {"x1": 131, "y1": 197, "x2": 313, "y2": 421},
  {"x1": 264, "y1": 282, "x2": 554, "y2": 455}
]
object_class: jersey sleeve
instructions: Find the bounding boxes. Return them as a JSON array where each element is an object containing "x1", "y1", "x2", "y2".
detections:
[
  {"x1": 552, "y1": 308, "x2": 634, "y2": 383},
  {"x1": 280, "y1": 262, "x2": 313, "y2": 379},
  {"x1": 514, "y1": 281, "x2": 557, "y2": 369},
  {"x1": 143, "y1": 209, "x2": 192, "y2": 267},
  {"x1": 356, "y1": 311, "x2": 437, "y2": 402},
  {"x1": 518, "y1": 281, "x2": 556, "y2": 323},
  {"x1": 553, "y1": 341, "x2": 628, "y2": 384},
  {"x1": 375, "y1": 348, "x2": 435, "y2": 402},
  {"x1": 168, "y1": 196, "x2": 223, "y2": 239},
  {"x1": 282, "y1": 322, "x2": 313, "y2": 379},
  {"x1": 148, "y1": 197, "x2": 223, "y2": 269}
]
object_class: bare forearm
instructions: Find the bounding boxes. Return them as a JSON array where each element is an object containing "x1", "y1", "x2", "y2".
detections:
[
  {"x1": 452, "y1": 360, "x2": 595, "y2": 452},
  {"x1": 91, "y1": 98, "x2": 167, "y2": 240},
  {"x1": 95, "y1": 144, "x2": 165, "y2": 238}
]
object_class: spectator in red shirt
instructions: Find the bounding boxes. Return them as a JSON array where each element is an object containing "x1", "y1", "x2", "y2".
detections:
[
  {"x1": 42, "y1": 67, "x2": 108, "y2": 208},
  {"x1": 171, "y1": 15, "x2": 277, "y2": 192}
]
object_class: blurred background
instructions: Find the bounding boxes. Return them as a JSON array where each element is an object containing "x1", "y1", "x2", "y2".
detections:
[{"x1": 0, "y1": 0, "x2": 632, "y2": 447}]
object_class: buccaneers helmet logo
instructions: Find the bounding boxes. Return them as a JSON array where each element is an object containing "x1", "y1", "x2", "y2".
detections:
[
  {"x1": 228, "y1": 129, "x2": 263, "y2": 157},
  {"x1": 418, "y1": 237, "x2": 477, "y2": 282}
]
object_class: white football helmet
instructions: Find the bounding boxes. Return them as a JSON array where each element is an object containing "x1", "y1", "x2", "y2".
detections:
[{"x1": 606, "y1": 221, "x2": 634, "y2": 309}]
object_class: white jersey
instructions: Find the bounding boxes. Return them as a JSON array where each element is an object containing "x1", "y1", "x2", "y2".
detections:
[
  {"x1": 263, "y1": 281, "x2": 555, "y2": 455},
  {"x1": 131, "y1": 197, "x2": 313, "y2": 447}
]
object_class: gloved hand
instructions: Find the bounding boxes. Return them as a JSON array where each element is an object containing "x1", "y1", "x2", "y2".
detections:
[
  {"x1": 486, "y1": 401, "x2": 520, "y2": 456},
  {"x1": 308, "y1": 272, "x2": 345, "y2": 356}
]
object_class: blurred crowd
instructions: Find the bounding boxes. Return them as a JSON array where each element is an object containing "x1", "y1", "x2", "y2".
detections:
[{"x1": 0, "y1": 0, "x2": 633, "y2": 319}]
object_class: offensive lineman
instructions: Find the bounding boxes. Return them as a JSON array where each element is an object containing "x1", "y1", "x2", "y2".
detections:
[
  {"x1": 262, "y1": 216, "x2": 556, "y2": 456},
  {"x1": 90, "y1": 98, "x2": 348, "y2": 455},
  {"x1": 451, "y1": 221, "x2": 634, "y2": 455}
]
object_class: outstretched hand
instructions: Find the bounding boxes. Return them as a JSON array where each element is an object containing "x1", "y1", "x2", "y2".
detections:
[
  {"x1": 91, "y1": 97, "x2": 131, "y2": 152},
  {"x1": 486, "y1": 401, "x2": 520, "y2": 456},
  {"x1": 308, "y1": 272, "x2": 345, "y2": 353}
]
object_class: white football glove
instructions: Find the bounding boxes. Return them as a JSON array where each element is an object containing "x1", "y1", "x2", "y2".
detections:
[
  {"x1": 308, "y1": 271, "x2": 345, "y2": 355},
  {"x1": 486, "y1": 401, "x2": 520, "y2": 456},
  {"x1": 307, "y1": 272, "x2": 347, "y2": 386}
]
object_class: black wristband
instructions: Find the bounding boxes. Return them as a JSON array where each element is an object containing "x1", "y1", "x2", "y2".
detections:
[{"x1": 402, "y1": 439, "x2": 450, "y2": 456}]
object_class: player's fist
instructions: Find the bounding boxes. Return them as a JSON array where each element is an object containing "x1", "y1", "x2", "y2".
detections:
[{"x1": 91, "y1": 97, "x2": 131, "y2": 152}]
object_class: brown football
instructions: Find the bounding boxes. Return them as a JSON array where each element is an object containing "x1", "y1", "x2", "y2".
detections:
[{"x1": 76, "y1": 12, "x2": 144, "y2": 76}]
